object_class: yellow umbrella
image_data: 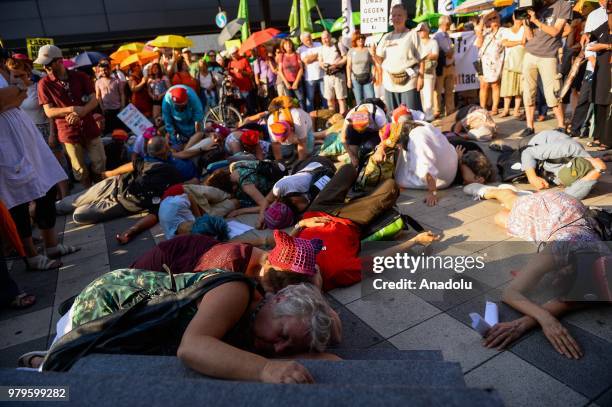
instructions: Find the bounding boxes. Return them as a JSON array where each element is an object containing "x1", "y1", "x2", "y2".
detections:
[
  {"x1": 149, "y1": 35, "x2": 193, "y2": 49},
  {"x1": 110, "y1": 50, "x2": 133, "y2": 64},
  {"x1": 117, "y1": 42, "x2": 145, "y2": 53},
  {"x1": 120, "y1": 50, "x2": 159, "y2": 69}
]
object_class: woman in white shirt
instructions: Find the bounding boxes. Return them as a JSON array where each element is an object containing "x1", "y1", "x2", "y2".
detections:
[
  {"x1": 499, "y1": 12, "x2": 526, "y2": 118},
  {"x1": 416, "y1": 23, "x2": 439, "y2": 121}
]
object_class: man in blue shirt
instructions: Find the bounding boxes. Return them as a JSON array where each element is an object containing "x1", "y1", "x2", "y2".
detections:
[{"x1": 162, "y1": 85, "x2": 204, "y2": 150}]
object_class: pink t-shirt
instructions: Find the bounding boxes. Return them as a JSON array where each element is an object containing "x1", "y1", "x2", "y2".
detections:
[{"x1": 281, "y1": 53, "x2": 300, "y2": 83}]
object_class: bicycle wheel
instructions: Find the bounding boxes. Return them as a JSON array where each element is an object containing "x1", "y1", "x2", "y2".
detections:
[{"x1": 205, "y1": 105, "x2": 242, "y2": 128}]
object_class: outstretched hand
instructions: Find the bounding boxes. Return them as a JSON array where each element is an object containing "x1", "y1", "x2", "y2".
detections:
[
  {"x1": 540, "y1": 315, "x2": 582, "y2": 359},
  {"x1": 260, "y1": 360, "x2": 315, "y2": 384},
  {"x1": 483, "y1": 320, "x2": 527, "y2": 350}
]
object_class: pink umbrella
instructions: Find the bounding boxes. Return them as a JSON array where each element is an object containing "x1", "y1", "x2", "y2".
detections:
[{"x1": 62, "y1": 59, "x2": 76, "y2": 69}]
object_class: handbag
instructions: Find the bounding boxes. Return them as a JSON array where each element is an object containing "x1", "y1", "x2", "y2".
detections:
[
  {"x1": 389, "y1": 71, "x2": 409, "y2": 85},
  {"x1": 473, "y1": 32, "x2": 496, "y2": 77},
  {"x1": 353, "y1": 72, "x2": 372, "y2": 85}
]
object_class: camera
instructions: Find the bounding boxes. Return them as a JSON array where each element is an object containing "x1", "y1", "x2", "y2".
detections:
[{"x1": 515, "y1": 0, "x2": 546, "y2": 19}]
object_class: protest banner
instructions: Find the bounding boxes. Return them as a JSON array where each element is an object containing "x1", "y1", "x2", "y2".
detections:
[
  {"x1": 26, "y1": 38, "x2": 54, "y2": 69},
  {"x1": 360, "y1": 0, "x2": 388, "y2": 34},
  {"x1": 224, "y1": 39, "x2": 242, "y2": 51},
  {"x1": 450, "y1": 31, "x2": 480, "y2": 91},
  {"x1": 117, "y1": 104, "x2": 154, "y2": 137}
]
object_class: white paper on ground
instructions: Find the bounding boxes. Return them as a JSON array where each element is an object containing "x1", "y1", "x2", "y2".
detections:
[
  {"x1": 226, "y1": 220, "x2": 254, "y2": 239},
  {"x1": 469, "y1": 301, "x2": 499, "y2": 336}
]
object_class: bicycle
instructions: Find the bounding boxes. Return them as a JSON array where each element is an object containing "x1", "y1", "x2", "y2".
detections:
[{"x1": 204, "y1": 72, "x2": 243, "y2": 129}]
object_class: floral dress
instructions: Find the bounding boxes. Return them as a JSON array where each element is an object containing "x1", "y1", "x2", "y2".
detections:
[
  {"x1": 479, "y1": 30, "x2": 504, "y2": 83},
  {"x1": 230, "y1": 160, "x2": 275, "y2": 208},
  {"x1": 506, "y1": 191, "x2": 604, "y2": 266},
  {"x1": 71, "y1": 269, "x2": 222, "y2": 328}
]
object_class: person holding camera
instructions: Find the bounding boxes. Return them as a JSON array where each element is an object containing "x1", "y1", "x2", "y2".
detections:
[
  {"x1": 318, "y1": 31, "x2": 348, "y2": 116},
  {"x1": 520, "y1": 0, "x2": 572, "y2": 138}
]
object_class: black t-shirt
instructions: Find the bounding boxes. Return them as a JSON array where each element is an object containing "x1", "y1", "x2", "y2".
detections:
[{"x1": 117, "y1": 157, "x2": 183, "y2": 213}]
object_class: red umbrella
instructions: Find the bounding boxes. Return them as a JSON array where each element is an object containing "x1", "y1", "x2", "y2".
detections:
[{"x1": 239, "y1": 28, "x2": 281, "y2": 54}]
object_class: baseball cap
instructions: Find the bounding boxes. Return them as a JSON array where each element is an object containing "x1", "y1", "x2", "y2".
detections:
[
  {"x1": 415, "y1": 22, "x2": 430, "y2": 32},
  {"x1": 34, "y1": 45, "x2": 63, "y2": 66},
  {"x1": 111, "y1": 129, "x2": 129, "y2": 142},
  {"x1": 240, "y1": 129, "x2": 260, "y2": 146},
  {"x1": 181, "y1": 48, "x2": 191, "y2": 53},
  {"x1": 169, "y1": 86, "x2": 188, "y2": 105}
]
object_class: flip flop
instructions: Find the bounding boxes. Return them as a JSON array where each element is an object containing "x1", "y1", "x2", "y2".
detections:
[
  {"x1": 9, "y1": 293, "x2": 36, "y2": 309},
  {"x1": 46, "y1": 244, "x2": 80, "y2": 259},
  {"x1": 17, "y1": 351, "x2": 47, "y2": 368},
  {"x1": 26, "y1": 255, "x2": 61, "y2": 271}
]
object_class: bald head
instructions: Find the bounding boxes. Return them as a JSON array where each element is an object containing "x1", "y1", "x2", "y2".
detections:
[
  {"x1": 300, "y1": 32, "x2": 312, "y2": 45},
  {"x1": 147, "y1": 136, "x2": 169, "y2": 159}
]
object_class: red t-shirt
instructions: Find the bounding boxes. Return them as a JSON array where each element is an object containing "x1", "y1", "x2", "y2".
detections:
[
  {"x1": 280, "y1": 53, "x2": 300, "y2": 83},
  {"x1": 228, "y1": 57, "x2": 254, "y2": 92},
  {"x1": 172, "y1": 72, "x2": 200, "y2": 94},
  {"x1": 297, "y1": 212, "x2": 362, "y2": 291},
  {"x1": 37, "y1": 70, "x2": 100, "y2": 144},
  {"x1": 130, "y1": 73, "x2": 153, "y2": 117}
]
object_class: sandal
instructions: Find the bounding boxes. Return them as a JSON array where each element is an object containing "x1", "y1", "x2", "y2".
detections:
[
  {"x1": 9, "y1": 292, "x2": 36, "y2": 309},
  {"x1": 17, "y1": 351, "x2": 47, "y2": 368},
  {"x1": 498, "y1": 111, "x2": 510, "y2": 118},
  {"x1": 46, "y1": 244, "x2": 80, "y2": 259},
  {"x1": 26, "y1": 255, "x2": 62, "y2": 270},
  {"x1": 587, "y1": 141, "x2": 600, "y2": 148}
]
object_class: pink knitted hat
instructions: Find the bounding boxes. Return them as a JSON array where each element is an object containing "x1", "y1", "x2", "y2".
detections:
[{"x1": 268, "y1": 230, "x2": 324, "y2": 276}]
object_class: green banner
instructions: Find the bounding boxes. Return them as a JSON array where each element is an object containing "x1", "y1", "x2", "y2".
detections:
[{"x1": 237, "y1": 0, "x2": 250, "y2": 42}]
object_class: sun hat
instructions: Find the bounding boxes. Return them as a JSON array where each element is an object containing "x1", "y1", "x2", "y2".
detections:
[
  {"x1": 268, "y1": 230, "x2": 324, "y2": 276},
  {"x1": 264, "y1": 202, "x2": 295, "y2": 230}
]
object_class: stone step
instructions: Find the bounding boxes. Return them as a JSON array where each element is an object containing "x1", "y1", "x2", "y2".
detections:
[
  {"x1": 1, "y1": 369, "x2": 504, "y2": 407},
  {"x1": 330, "y1": 348, "x2": 443, "y2": 361},
  {"x1": 70, "y1": 354, "x2": 466, "y2": 387}
]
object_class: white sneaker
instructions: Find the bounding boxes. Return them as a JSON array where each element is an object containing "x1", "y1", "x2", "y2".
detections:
[{"x1": 463, "y1": 183, "x2": 494, "y2": 199}]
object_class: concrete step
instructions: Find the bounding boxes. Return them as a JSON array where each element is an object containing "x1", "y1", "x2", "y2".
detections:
[
  {"x1": 70, "y1": 354, "x2": 466, "y2": 387},
  {"x1": 1, "y1": 368, "x2": 504, "y2": 407},
  {"x1": 330, "y1": 348, "x2": 443, "y2": 361}
]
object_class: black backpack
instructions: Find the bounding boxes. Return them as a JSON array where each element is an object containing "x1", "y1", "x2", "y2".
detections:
[{"x1": 256, "y1": 160, "x2": 287, "y2": 184}]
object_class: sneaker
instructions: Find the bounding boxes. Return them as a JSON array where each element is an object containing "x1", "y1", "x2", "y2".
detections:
[
  {"x1": 463, "y1": 183, "x2": 495, "y2": 199},
  {"x1": 519, "y1": 127, "x2": 535, "y2": 138}
]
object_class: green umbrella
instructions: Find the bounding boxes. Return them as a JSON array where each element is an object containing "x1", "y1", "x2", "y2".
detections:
[
  {"x1": 330, "y1": 12, "x2": 361, "y2": 33},
  {"x1": 413, "y1": 12, "x2": 441, "y2": 28},
  {"x1": 314, "y1": 18, "x2": 335, "y2": 31}
]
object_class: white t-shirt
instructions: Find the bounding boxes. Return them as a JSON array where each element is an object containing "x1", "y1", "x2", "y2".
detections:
[
  {"x1": 20, "y1": 84, "x2": 47, "y2": 125},
  {"x1": 394, "y1": 122, "x2": 458, "y2": 189},
  {"x1": 272, "y1": 162, "x2": 323, "y2": 197},
  {"x1": 158, "y1": 194, "x2": 196, "y2": 238},
  {"x1": 198, "y1": 72, "x2": 214, "y2": 90},
  {"x1": 499, "y1": 26, "x2": 525, "y2": 59},
  {"x1": 298, "y1": 42, "x2": 324, "y2": 81},
  {"x1": 419, "y1": 39, "x2": 439, "y2": 77},
  {"x1": 376, "y1": 30, "x2": 421, "y2": 92},
  {"x1": 267, "y1": 107, "x2": 313, "y2": 145},
  {"x1": 319, "y1": 44, "x2": 346, "y2": 67},
  {"x1": 345, "y1": 103, "x2": 388, "y2": 131}
]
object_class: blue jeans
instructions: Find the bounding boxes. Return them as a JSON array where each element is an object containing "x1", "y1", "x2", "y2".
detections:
[
  {"x1": 351, "y1": 79, "x2": 375, "y2": 105},
  {"x1": 285, "y1": 86, "x2": 305, "y2": 110},
  {"x1": 384, "y1": 89, "x2": 422, "y2": 111},
  {"x1": 200, "y1": 89, "x2": 217, "y2": 113},
  {"x1": 304, "y1": 79, "x2": 326, "y2": 112}
]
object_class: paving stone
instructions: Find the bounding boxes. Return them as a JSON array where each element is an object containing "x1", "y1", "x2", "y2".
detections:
[
  {"x1": 390, "y1": 313, "x2": 500, "y2": 372},
  {"x1": 592, "y1": 386, "x2": 612, "y2": 407},
  {"x1": 61, "y1": 222, "x2": 106, "y2": 246},
  {"x1": 326, "y1": 297, "x2": 386, "y2": 348},
  {"x1": 510, "y1": 323, "x2": 612, "y2": 399},
  {"x1": 0, "y1": 307, "x2": 53, "y2": 350},
  {"x1": 563, "y1": 305, "x2": 612, "y2": 342},
  {"x1": 328, "y1": 282, "x2": 364, "y2": 305},
  {"x1": 331, "y1": 348, "x2": 443, "y2": 361},
  {"x1": 104, "y1": 216, "x2": 156, "y2": 269},
  {"x1": 346, "y1": 288, "x2": 441, "y2": 338},
  {"x1": 465, "y1": 352, "x2": 589, "y2": 407},
  {"x1": 0, "y1": 335, "x2": 48, "y2": 368},
  {"x1": 0, "y1": 260, "x2": 58, "y2": 321},
  {"x1": 470, "y1": 241, "x2": 536, "y2": 288}
]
